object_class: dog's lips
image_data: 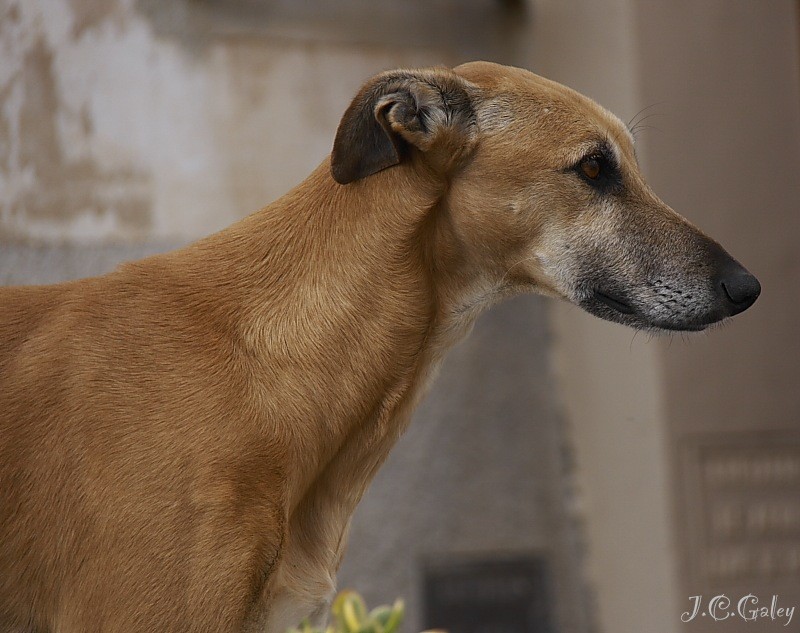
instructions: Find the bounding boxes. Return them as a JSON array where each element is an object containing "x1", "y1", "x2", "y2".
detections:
[
  {"x1": 657, "y1": 319, "x2": 710, "y2": 332},
  {"x1": 589, "y1": 288, "x2": 720, "y2": 332},
  {"x1": 592, "y1": 289, "x2": 635, "y2": 315}
]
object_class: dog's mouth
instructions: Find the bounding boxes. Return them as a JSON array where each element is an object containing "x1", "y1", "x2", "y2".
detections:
[
  {"x1": 593, "y1": 289, "x2": 635, "y2": 315},
  {"x1": 587, "y1": 286, "x2": 712, "y2": 332}
]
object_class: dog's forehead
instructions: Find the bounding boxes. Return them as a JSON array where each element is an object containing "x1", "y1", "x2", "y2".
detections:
[{"x1": 457, "y1": 62, "x2": 635, "y2": 165}]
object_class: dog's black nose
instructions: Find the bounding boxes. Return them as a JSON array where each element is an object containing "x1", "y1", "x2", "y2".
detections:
[{"x1": 715, "y1": 257, "x2": 761, "y2": 316}]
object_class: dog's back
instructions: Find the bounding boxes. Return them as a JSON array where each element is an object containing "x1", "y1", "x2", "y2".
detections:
[
  {"x1": 0, "y1": 281, "x2": 88, "y2": 628},
  {"x1": 0, "y1": 283, "x2": 67, "y2": 369}
]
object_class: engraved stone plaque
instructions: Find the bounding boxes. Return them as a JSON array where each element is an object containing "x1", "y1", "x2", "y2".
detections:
[
  {"x1": 423, "y1": 557, "x2": 551, "y2": 633},
  {"x1": 681, "y1": 432, "x2": 800, "y2": 586}
]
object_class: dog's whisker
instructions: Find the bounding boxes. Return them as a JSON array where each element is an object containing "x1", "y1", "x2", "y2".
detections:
[
  {"x1": 626, "y1": 101, "x2": 667, "y2": 132},
  {"x1": 630, "y1": 124, "x2": 664, "y2": 139}
]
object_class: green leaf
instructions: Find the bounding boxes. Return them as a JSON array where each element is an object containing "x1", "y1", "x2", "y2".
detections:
[{"x1": 383, "y1": 599, "x2": 405, "y2": 633}]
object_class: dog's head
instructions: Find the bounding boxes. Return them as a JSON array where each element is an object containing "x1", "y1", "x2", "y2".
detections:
[{"x1": 331, "y1": 61, "x2": 760, "y2": 332}]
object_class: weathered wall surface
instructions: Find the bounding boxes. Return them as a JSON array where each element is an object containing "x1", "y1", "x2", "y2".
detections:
[{"x1": 0, "y1": 0, "x2": 462, "y2": 241}]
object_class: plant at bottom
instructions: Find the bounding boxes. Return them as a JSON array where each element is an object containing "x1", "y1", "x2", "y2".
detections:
[{"x1": 286, "y1": 590, "x2": 442, "y2": 633}]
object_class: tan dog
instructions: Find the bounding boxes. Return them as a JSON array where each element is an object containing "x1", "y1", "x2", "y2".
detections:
[{"x1": 0, "y1": 61, "x2": 759, "y2": 633}]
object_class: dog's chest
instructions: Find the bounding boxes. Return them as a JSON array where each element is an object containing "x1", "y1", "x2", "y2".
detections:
[
  {"x1": 250, "y1": 301, "x2": 487, "y2": 633},
  {"x1": 248, "y1": 513, "x2": 347, "y2": 633}
]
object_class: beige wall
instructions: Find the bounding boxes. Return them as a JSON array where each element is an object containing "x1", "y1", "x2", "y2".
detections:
[
  {"x1": 0, "y1": 0, "x2": 459, "y2": 241},
  {"x1": 638, "y1": 3, "x2": 800, "y2": 631},
  {"x1": 532, "y1": 1, "x2": 800, "y2": 632}
]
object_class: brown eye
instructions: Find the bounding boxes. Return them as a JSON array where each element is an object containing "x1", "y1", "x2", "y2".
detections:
[{"x1": 581, "y1": 156, "x2": 601, "y2": 180}]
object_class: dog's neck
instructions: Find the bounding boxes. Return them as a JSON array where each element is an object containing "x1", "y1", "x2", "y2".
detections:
[
  {"x1": 183, "y1": 158, "x2": 495, "y2": 507},
  {"x1": 201, "y1": 156, "x2": 493, "y2": 347}
]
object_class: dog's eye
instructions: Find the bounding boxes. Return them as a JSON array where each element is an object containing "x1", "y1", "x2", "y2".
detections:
[
  {"x1": 580, "y1": 156, "x2": 602, "y2": 180},
  {"x1": 571, "y1": 146, "x2": 622, "y2": 192}
]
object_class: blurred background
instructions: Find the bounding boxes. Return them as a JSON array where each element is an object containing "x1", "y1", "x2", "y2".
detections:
[{"x1": 1, "y1": 1, "x2": 798, "y2": 632}]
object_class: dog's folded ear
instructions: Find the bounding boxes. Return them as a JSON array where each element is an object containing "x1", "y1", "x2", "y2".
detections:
[{"x1": 331, "y1": 69, "x2": 477, "y2": 185}]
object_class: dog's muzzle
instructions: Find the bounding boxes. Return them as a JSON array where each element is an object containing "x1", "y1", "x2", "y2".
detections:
[{"x1": 580, "y1": 241, "x2": 761, "y2": 332}]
